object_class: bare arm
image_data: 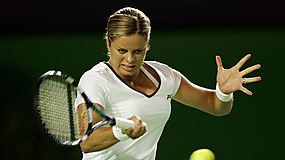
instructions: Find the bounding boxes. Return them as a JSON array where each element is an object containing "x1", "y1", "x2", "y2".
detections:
[
  {"x1": 173, "y1": 54, "x2": 261, "y2": 116},
  {"x1": 77, "y1": 103, "x2": 147, "y2": 153},
  {"x1": 173, "y1": 75, "x2": 233, "y2": 116},
  {"x1": 77, "y1": 103, "x2": 119, "y2": 152}
]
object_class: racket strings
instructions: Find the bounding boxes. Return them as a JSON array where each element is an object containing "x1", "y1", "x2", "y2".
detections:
[{"x1": 38, "y1": 78, "x2": 80, "y2": 143}]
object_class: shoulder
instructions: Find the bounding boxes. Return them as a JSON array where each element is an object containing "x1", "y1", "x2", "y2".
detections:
[
  {"x1": 144, "y1": 61, "x2": 170, "y2": 69},
  {"x1": 144, "y1": 61, "x2": 178, "y2": 74},
  {"x1": 145, "y1": 61, "x2": 182, "y2": 95},
  {"x1": 76, "y1": 62, "x2": 110, "y2": 107},
  {"x1": 79, "y1": 62, "x2": 109, "y2": 83}
]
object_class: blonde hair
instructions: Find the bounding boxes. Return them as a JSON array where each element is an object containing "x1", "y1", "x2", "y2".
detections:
[{"x1": 105, "y1": 7, "x2": 151, "y2": 43}]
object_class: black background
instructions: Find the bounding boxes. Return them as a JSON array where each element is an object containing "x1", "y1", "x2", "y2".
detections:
[{"x1": 1, "y1": 0, "x2": 284, "y2": 32}]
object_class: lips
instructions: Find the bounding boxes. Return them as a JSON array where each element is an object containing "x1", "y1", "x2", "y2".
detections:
[{"x1": 122, "y1": 64, "x2": 136, "y2": 71}]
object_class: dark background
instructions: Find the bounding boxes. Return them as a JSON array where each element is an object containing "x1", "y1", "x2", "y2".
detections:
[{"x1": 0, "y1": 0, "x2": 284, "y2": 160}]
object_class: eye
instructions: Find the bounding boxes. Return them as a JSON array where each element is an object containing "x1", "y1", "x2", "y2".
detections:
[
  {"x1": 117, "y1": 49, "x2": 127, "y2": 54},
  {"x1": 133, "y1": 49, "x2": 144, "y2": 54}
]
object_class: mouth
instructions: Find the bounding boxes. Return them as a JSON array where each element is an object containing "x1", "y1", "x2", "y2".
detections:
[{"x1": 121, "y1": 64, "x2": 136, "y2": 71}]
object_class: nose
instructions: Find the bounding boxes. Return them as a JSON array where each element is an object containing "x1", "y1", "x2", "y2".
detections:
[{"x1": 126, "y1": 52, "x2": 135, "y2": 63}]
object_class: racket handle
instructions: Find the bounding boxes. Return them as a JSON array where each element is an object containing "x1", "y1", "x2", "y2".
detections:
[{"x1": 115, "y1": 117, "x2": 135, "y2": 129}]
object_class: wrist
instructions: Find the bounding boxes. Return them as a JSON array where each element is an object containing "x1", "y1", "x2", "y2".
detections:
[
  {"x1": 112, "y1": 126, "x2": 129, "y2": 141},
  {"x1": 215, "y1": 82, "x2": 233, "y2": 102}
]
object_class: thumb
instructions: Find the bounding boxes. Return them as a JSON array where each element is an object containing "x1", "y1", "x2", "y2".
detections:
[{"x1": 215, "y1": 55, "x2": 223, "y2": 72}]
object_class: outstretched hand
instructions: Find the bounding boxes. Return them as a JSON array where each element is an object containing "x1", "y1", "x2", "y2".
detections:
[{"x1": 216, "y1": 54, "x2": 262, "y2": 95}]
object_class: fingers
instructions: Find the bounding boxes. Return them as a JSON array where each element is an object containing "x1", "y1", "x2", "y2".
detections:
[
  {"x1": 240, "y1": 85, "x2": 253, "y2": 96},
  {"x1": 242, "y1": 76, "x2": 262, "y2": 84},
  {"x1": 235, "y1": 54, "x2": 251, "y2": 69},
  {"x1": 240, "y1": 76, "x2": 261, "y2": 96},
  {"x1": 240, "y1": 64, "x2": 261, "y2": 76},
  {"x1": 215, "y1": 55, "x2": 223, "y2": 72},
  {"x1": 125, "y1": 115, "x2": 147, "y2": 139},
  {"x1": 216, "y1": 53, "x2": 261, "y2": 96}
]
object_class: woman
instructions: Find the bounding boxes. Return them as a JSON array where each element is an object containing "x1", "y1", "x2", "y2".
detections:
[{"x1": 75, "y1": 7, "x2": 261, "y2": 160}]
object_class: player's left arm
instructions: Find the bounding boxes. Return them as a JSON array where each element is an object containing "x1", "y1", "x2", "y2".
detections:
[
  {"x1": 173, "y1": 75, "x2": 233, "y2": 116},
  {"x1": 173, "y1": 54, "x2": 261, "y2": 116}
]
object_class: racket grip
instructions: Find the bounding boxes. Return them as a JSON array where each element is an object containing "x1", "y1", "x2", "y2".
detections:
[{"x1": 115, "y1": 117, "x2": 135, "y2": 129}]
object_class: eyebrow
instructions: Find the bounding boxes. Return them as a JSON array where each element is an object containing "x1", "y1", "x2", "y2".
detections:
[{"x1": 116, "y1": 47, "x2": 146, "y2": 50}]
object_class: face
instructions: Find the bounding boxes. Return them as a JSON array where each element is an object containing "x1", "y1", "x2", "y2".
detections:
[{"x1": 107, "y1": 34, "x2": 148, "y2": 80}]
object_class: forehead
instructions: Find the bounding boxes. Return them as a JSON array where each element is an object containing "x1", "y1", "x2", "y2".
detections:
[{"x1": 111, "y1": 34, "x2": 148, "y2": 49}]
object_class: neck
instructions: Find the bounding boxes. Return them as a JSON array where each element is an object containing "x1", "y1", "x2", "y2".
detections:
[
  {"x1": 106, "y1": 61, "x2": 142, "y2": 84},
  {"x1": 126, "y1": 70, "x2": 143, "y2": 87}
]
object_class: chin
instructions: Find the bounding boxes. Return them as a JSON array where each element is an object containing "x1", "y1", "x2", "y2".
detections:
[
  {"x1": 122, "y1": 70, "x2": 136, "y2": 77},
  {"x1": 120, "y1": 67, "x2": 137, "y2": 77}
]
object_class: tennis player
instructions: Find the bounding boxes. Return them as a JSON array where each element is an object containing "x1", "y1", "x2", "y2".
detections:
[{"x1": 75, "y1": 7, "x2": 262, "y2": 160}]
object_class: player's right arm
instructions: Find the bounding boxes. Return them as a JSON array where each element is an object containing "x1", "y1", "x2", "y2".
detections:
[
  {"x1": 77, "y1": 103, "x2": 147, "y2": 152},
  {"x1": 77, "y1": 103, "x2": 119, "y2": 152}
]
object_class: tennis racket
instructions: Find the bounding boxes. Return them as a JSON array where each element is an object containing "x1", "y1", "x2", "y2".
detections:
[{"x1": 34, "y1": 70, "x2": 135, "y2": 146}]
